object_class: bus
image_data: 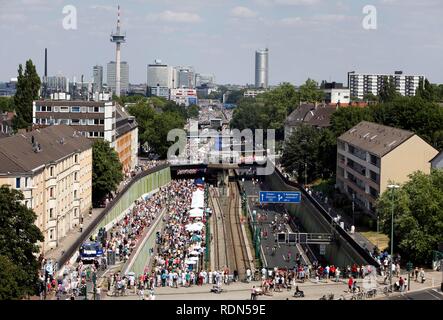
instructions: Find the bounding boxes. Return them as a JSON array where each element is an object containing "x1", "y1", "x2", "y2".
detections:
[{"x1": 79, "y1": 241, "x2": 104, "y2": 262}]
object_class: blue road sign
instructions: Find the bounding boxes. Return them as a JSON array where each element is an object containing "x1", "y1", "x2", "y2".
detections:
[{"x1": 259, "y1": 191, "x2": 301, "y2": 204}]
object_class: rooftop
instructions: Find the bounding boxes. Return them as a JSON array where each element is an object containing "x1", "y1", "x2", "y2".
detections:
[
  {"x1": 0, "y1": 125, "x2": 92, "y2": 175},
  {"x1": 338, "y1": 121, "x2": 415, "y2": 157}
]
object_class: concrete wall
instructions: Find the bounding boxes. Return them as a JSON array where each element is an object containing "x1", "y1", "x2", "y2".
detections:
[
  {"x1": 265, "y1": 170, "x2": 372, "y2": 267},
  {"x1": 92, "y1": 166, "x2": 171, "y2": 234}
]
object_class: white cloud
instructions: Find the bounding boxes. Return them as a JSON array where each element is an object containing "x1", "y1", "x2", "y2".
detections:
[
  {"x1": 256, "y1": 0, "x2": 321, "y2": 6},
  {"x1": 230, "y1": 6, "x2": 258, "y2": 18},
  {"x1": 280, "y1": 17, "x2": 303, "y2": 26},
  {"x1": 147, "y1": 10, "x2": 202, "y2": 23},
  {"x1": 0, "y1": 13, "x2": 27, "y2": 24},
  {"x1": 89, "y1": 5, "x2": 117, "y2": 12}
]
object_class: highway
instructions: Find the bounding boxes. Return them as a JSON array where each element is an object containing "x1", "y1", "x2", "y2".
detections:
[{"x1": 241, "y1": 179, "x2": 311, "y2": 269}]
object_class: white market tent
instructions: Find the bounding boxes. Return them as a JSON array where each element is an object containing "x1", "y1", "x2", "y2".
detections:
[
  {"x1": 185, "y1": 222, "x2": 205, "y2": 232},
  {"x1": 191, "y1": 190, "x2": 205, "y2": 209},
  {"x1": 189, "y1": 208, "x2": 204, "y2": 218}
]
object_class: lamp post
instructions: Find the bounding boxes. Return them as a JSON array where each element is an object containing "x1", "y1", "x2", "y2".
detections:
[
  {"x1": 387, "y1": 184, "x2": 400, "y2": 287},
  {"x1": 352, "y1": 193, "x2": 355, "y2": 227}
]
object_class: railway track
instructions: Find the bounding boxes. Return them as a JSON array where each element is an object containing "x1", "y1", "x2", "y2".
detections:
[
  {"x1": 209, "y1": 187, "x2": 229, "y2": 270},
  {"x1": 226, "y1": 181, "x2": 251, "y2": 279}
]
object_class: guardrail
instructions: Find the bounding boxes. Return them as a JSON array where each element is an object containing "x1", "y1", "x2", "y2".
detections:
[{"x1": 57, "y1": 164, "x2": 171, "y2": 268}]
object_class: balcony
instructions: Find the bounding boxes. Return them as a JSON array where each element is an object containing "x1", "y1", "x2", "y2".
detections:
[
  {"x1": 347, "y1": 159, "x2": 366, "y2": 177},
  {"x1": 347, "y1": 172, "x2": 366, "y2": 191}
]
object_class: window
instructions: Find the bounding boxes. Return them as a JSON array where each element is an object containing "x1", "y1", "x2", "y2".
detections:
[
  {"x1": 25, "y1": 177, "x2": 29, "y2": 188},
  {"x1": 99, "y1": 132, "x2": 104, "y2": 138},
  {"x1": 99, "y1": 119, "x2": 105, "y2": 125},
  {"x1": 94, "y1": 107, "x2": 99, "y2": 113},
  {"x1": 35, "y1": 106, "x2": 41, "y2": 112},
  {"x1": 60, "y1": 119, "x2": 69, "y2": 125},
  {"x1": 74, "y1": 208, "x2": 78, "y2": 218},
  {"x1": 80, "y1": 119, "x2": 87, "y2": 125},
  {"x1": 74, "y1": 190, "x2": 77, "y2": 199},
  {"x1": 75, "y1": 154, "x2": 78, "y2": 164},
  {"x1": 81, "y1": 107, "x2": 87, "y2": 113},
  {"x1": 15, "y1": 178, "x2": 20, "y2": 189},
  {"x1": 49, "y1": 229, "x2": 54, "y2": 240},
  {"x1": 99, "y1": 107, "x2": 104, "y2": 113},
  {"x1": 74, "y1": 172, "x2": 78, "y2": 181},
  {"x1": 88, "y1": 119, "x2": 95, "y2": 125},
  {"x1": 53, "y1": 106, "x2": 58, "y2": 112},
  {"x1": 71, "y1": 119, "x2": 80, "y2": 125},
  {"x1": 60, "y1": 106, "x2": 69, "y2": 112},
  {"x1": 49, "y1": 187, "x2": 54, "y2": 198},
  {"x1": 49, "y1": 208, "x2": 53, "y2": 219},
  {"x1": 88, "y1": 107, "x2": 94, "y2": 113},
  {"x1": 71, "y1": 106, "x2": 80, "y2": 113}
]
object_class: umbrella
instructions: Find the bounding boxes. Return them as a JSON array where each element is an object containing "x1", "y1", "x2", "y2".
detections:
[{"x1": 191, "y1": 234, "x2": 202, "y2": 241}]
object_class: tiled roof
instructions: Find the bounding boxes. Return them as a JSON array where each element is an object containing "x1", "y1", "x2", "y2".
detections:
[
  {"x1": 338, "y1": 121, "x2": 415, "y2": 157},
  {"x1": 0, "y1": 125, "x2": 92, "y2": 174}
]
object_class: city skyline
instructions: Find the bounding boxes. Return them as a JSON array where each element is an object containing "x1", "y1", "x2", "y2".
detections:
[{"x1": 0, "y1": 0, "x2": 443, "y2": 86}]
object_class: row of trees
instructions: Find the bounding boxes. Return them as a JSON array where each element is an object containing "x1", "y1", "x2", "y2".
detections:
[
  {"x1": 127, "y1": 97, "x2": 198, "y2": 158},
  {"x1": 282, "y1": 95, "x2": 443, "y2": 184},
  {"x1": 230, "y1": 80, "x2": 324, "y2": 138},
  {"x1": 376, "y1": 170, "x2": 443, "y2": 264}
]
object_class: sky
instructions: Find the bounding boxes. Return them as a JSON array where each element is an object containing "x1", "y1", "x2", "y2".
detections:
[{"x1": 0, "y1": 0, "x2": 443, "y2": 86}]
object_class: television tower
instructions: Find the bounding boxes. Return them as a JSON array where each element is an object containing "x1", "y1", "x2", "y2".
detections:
[{"x1": 110, "y1": 5, "x2": 126, "y2": 97}]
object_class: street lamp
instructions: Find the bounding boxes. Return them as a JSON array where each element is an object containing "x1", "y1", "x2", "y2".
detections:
[
  {"x1": 352, "y1": 193, "x2": 355, "y2": 227},
  {"x1": 387, "y1": 184, "x2": 400, "y2": 287}
]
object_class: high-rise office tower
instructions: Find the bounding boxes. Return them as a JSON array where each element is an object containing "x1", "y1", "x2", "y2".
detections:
[
  {"x1": 107, "y1": 61, "x2": 129, "y2": 94},
  {"x1": 176, "y1": 66, "x2": 195, "y2": 88},
  {"x1": 93, "y1": 65, "x2": 103, "y2": 92},
  {"x1": 255, "y1": 48, "x2": 269, "y2": 89}
]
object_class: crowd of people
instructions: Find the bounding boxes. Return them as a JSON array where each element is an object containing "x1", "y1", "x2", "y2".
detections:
[{"x1": 102, "y1": 179, "x2": 210, "y2": 299}]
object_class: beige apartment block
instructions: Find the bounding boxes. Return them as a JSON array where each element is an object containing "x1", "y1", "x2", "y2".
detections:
[
  {"x1": 336, "y1": 121, "x2": 438, "y2": 215},
  {"x1": 0, "y1": 125, "x2": 92, "y2": 252}
]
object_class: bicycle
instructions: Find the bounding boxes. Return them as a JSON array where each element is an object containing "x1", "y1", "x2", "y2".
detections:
[{"x1": 365, "y1": 288, "x2": 377, "y2": 299}]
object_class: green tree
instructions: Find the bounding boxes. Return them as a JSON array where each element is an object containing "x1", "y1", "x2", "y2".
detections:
[
  {"x1": 0, "y1": 97, "x2": 14, "y2": 112},
  {"x1": 370, "y1": 96, "x2": 443, "y2": 148},
  {"x1": 416, "y1": 79, "x2": 436, "y2": 102},
  {"x1": 127, "y1": 100, "x2": 186, "y2": 158},
  {"x1": 281, "y1": 125, "x2": 323, "y2": 183},
  {"x1": 12, "y1": 60, "x2": 41, "y2": 130},
  {"x1": 330, "y1": 106, "x2": 373, "y2": 137},
  {"x1": 187, "y1": 104, "x2": 199, "y2": 119},
  {"x1": 376, "y1": 170, "x2": 443, "y2": 264},
  {"x1": 92, "y1": 140, "x2": 123, "y2": 203},
  {"x1": 379, "y1": 76, "x2": 399, "y2": 103},
  {"x1": 0, "y1": 185, "x2": 44, "y2": 299},
  {"x1": 225, "y1": 89, "x2": 245, "y2": 104},
  {"x1": 230, "y1": 98, "x2": 264, "y2": 131},
  {"x1": 363, "y1": 93, "x2": 379, "y2": 103},
  {"x1": 298, "y1": 79, "x2": 324, "y2": 104}
]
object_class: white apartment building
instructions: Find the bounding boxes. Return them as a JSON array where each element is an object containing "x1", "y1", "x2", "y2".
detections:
[{"x1": 348, "y1": 71, "x2": 424, "y2": 100}]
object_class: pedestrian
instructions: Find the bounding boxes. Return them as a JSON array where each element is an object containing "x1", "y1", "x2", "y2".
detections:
[
  {"x1": 348, "y1": 277, "x2": 353, "y2": 293},
  {"x1": 419, "y1": 268, "x2": 425, "y2": 283}
]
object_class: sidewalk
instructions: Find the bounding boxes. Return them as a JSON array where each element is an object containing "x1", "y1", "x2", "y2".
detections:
[
  {"x1": 44, "y1": 208, "x2": 104, "y2": 263},
  {"x1": 103, "y1": 271, "x2": 442, "y2": 300}
]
